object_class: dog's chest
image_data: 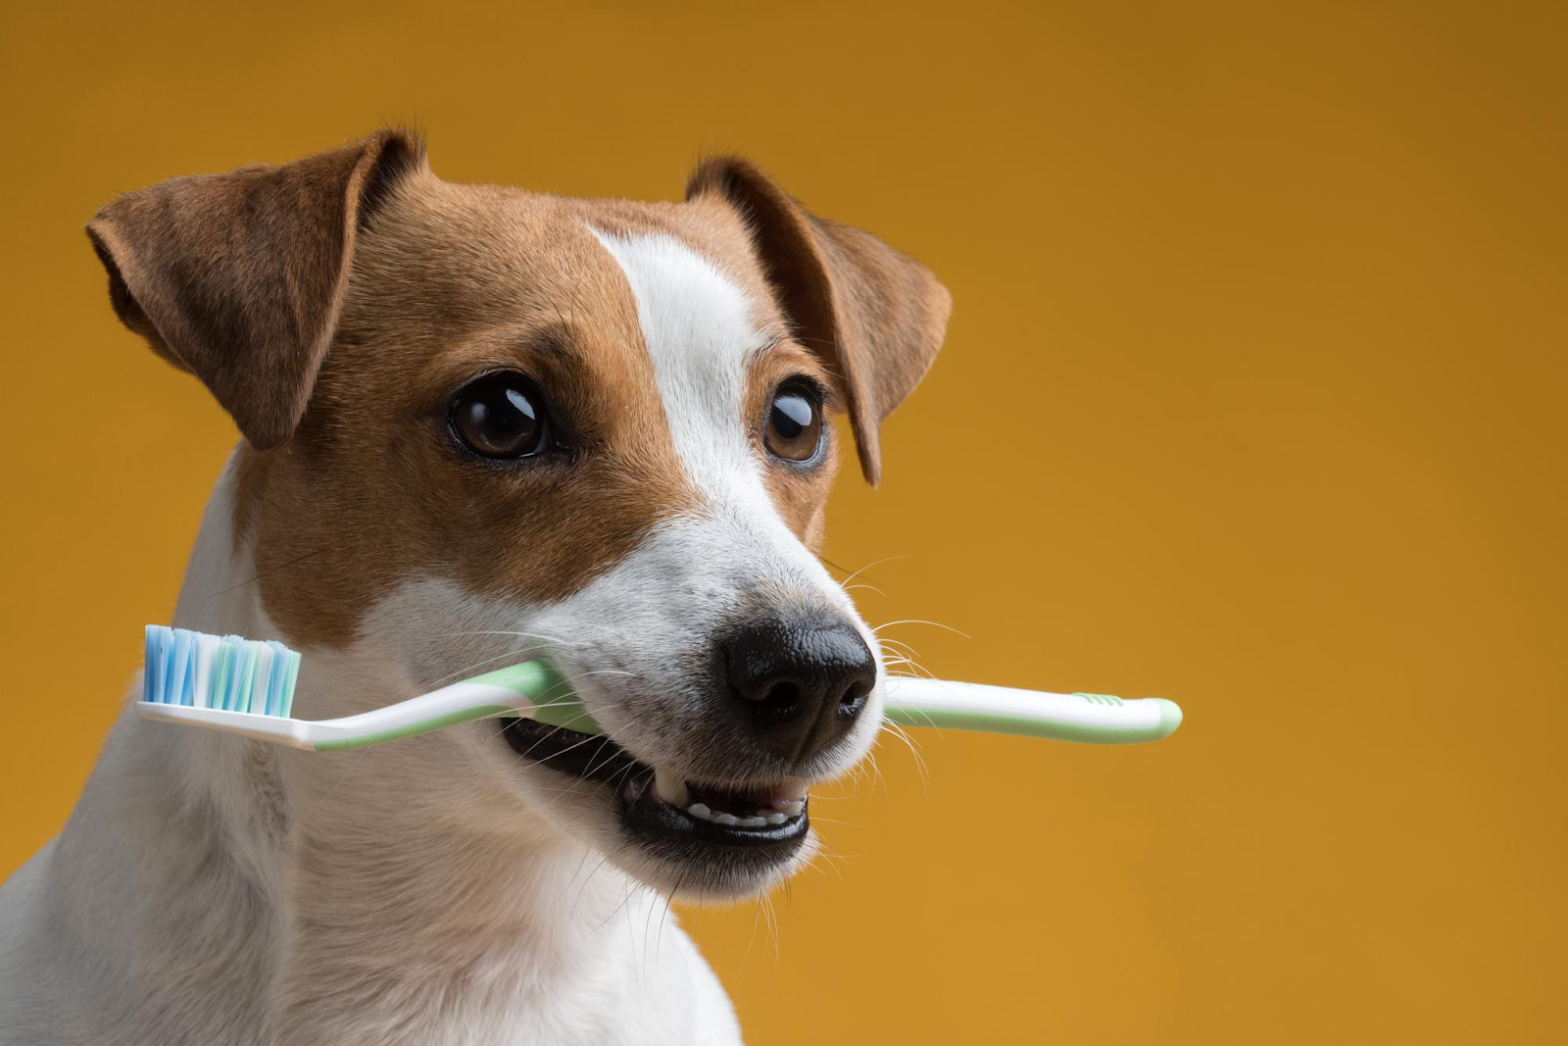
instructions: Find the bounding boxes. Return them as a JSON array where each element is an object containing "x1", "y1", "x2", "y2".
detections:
[{"x1": 272, "y1": 899, "x2": 739, "y2": 1046}]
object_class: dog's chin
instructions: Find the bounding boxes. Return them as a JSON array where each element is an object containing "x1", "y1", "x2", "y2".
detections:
[{"x1": 495, "y1": 717, "x2": 819, "y2": 899}]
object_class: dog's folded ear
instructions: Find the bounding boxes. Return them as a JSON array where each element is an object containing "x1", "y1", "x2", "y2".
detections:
[
  {"x1": 686, "y1": 158, "x2": 951, "y2": 486},
  {"x1": 86, "y1": 130, "x2": 425, "y2": 450}
]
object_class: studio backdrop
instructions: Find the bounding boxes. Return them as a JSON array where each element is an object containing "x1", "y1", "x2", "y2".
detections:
[{"x1": 1, "y1": 2, "x2": 1562, "y2": 1043}]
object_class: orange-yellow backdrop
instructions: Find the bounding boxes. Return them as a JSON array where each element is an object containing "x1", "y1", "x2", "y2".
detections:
[{"x1": 2, "y1": 2, "x2": 1563, "y2": 1042}]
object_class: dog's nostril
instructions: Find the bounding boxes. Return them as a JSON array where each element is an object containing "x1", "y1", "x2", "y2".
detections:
[
  {"x1": 839, "y1": 678, "x2": 872, "y2": 716},
  {"x1": 756, "y1": 681, "x2": 801, "y2": 718}
]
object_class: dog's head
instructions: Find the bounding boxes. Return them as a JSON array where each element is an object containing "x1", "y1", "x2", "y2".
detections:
[{"x1": 90, "y1": 131, "x2": 949, "y2": 898}]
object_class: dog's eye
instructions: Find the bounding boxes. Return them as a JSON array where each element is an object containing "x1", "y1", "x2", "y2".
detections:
[
  {"x1": 450, "y1": 373, "x2": 550, "y2": 459},
  {"x1": 764, "y1": 383, "x2": 823, "y2": 463}
]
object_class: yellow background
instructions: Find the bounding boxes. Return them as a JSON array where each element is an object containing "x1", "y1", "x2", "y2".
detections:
[{"x1": 2, "y1": 2, "x2": 1564, "y2": 1042}]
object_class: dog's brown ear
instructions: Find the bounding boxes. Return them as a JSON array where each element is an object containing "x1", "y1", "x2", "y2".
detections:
[
  {"x1": 86, "y1": 130, "x2": 425, "y2": 449},
  {"x1": 686, "y1": 158, "x2": 951, "y2": 485}
]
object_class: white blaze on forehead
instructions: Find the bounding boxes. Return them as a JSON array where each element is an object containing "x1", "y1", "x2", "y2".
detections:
[
  {"x1": 525, "y1": 226, "x2": 882, "y2": 775},
  {"x1": 587, "y1": 226, "x2": 767, "y2": 503},
  {"x1": 582, "y1": 220, "x2": 860, "y2": 629}
]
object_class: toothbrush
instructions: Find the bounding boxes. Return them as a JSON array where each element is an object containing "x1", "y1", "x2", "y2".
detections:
[{"x1": 135, "y1": 625, "x2": 1183, "y2": 751}]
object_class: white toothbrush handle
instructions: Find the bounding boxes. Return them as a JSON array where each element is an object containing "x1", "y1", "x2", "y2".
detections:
[
  {"x1": 135, "y1": 662, "x2": 591, "y2": 751},
  {"x1": 882, "y1": 677, "x2": 1182, "y2": 744}
]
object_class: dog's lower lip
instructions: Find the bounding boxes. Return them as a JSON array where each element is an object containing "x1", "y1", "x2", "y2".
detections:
[{"x1": 497, "y1": 718, "x2": 810, "y2": 852}]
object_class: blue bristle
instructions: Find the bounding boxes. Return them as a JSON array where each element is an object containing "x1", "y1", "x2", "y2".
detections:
[
  {"x1": 172, "y1": 629, "x2": 195, "y2": 706},
  {"x1": 142, "y1": 626, "x2": 303, "y2": 717},
  {"x1": 144, "y1": 625, "x2": 163, "y2": 703},
  {"x1": 155, "y1": 627, "x2": 174, "y2": 704}
]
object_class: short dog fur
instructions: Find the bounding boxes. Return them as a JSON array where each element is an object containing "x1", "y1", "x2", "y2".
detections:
[{"x1": 0, "y1": 131, "x2": 949, "y2": 1045}]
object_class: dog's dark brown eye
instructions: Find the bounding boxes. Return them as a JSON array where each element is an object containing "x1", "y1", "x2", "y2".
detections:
[
  {"x1": 451, "y1": 374, "x2": 549, "y2": 459},
  {"x1": 764, "y1": 383, "x2": 823, "y2": 463}
]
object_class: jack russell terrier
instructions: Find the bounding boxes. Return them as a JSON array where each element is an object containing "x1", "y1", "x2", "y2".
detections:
[{"x1": 0, "y1": 130, "x2": 949, "y2": 1045}]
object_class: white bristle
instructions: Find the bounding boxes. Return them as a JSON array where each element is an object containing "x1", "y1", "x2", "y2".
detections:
[
  {"x1": 192, "y1": 633, "x2": 218, "y2": 710},
  {"x1": 249, "y1": 644, "x2": 273, "y2": 715}
]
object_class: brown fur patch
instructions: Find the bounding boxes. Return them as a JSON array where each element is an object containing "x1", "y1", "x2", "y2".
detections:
[
  {"x1": 93, "y1": 135, "x2": 948, "y2": 650},
  {"x1": 243, "y1": 173, "x2": 705, "y2": 646}
]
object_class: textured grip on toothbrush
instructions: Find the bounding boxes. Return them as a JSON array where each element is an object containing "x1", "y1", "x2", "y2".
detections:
[{"x1": 881, "y1": 677, "x2": 1182, "y2": 744}]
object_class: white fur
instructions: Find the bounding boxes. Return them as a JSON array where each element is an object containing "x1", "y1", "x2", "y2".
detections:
[
  {"x1": 0, "y1": 468, "x2": 739, "y2": 1046},
  {"x1": 587, "y1": 228, "x2": 759, "y2": 498}
]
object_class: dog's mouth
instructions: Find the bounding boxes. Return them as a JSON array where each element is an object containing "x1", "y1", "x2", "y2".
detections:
[{"x1": 497, "y1": 717, "x2": 810, "y2": 861}]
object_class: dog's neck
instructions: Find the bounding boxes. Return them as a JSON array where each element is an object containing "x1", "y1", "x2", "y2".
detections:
[{"x1": 62, "y1": 452, "x2": 687, "y2": 1043}]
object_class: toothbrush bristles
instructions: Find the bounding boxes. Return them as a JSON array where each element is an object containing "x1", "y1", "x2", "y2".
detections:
[{"x1": 143, "y1": 625, "x2": 302, "y2": 717}]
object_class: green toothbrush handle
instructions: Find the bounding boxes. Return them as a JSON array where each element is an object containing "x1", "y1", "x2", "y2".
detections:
[{"x1": 882, "y1": 677, "x2": 1182, "y2": 744}]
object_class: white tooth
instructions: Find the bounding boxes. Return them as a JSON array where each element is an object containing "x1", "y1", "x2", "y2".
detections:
[
  {"x1": 740, "y1": 816, "x2": 768, "y2": 827},
  {"x1": 687, "y1": 802, "x2": 712, "y2": 821},
  {"x1": 713, "y1": 813, "x2": 740, "y2": 826},
  {"x1": 781, "y1": 776, "x2": 809, "y2": 801},
  {"x1": 781, "y1": 800, "x2": 805, "y2": 817},
  {"x1": 765, "y1": 812, "x2": 787, "y2": 825},
  {"x1": 654, "y1": 768, "x2": 690, "y2": 807}
]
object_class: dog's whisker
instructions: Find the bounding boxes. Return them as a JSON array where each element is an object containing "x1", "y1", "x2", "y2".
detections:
[
  {"x1": 426, "y1": 647, "x2": 537, "y2": 688},
  {"x1": 584, "y1": 870, "x2": 644, "y2": 941},
  {"x1": 878, "y1": 721, "x2": 931, "y2": 791},
  {"x1": 871, "y1": 618, "x2": 971, "y2": 639},
  {"x1": 739, "y1": 898, "x2": 766, "y2": 972},
  {"x1": 569, "y1": 852, "x2": 617, "y2": 925},
  {"x1": 655, "y1": 873, "x2": 684, "y2": 961},
  {"x1": 431, "y1": 629, "x2": 592, "y2": 648},
  {"x1": 807, "y1": 838, "x2": 855, "y2": 878},
  {"x1": 507, "y1": 721, "x2": 606, "y2": 766},
  {"x1": 839, "y1": 555, "x2": 908, "y2": 589},
  {"x1": 204, "y1": 544, "x2": 343, "y2": 597}
]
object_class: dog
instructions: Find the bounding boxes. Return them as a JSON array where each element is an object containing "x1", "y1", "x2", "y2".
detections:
[{"x1": 0, "y1": 130, "x2": 949, "y2": 1045}]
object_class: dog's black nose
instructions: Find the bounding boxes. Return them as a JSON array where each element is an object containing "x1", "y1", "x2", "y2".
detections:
[{"x1": 721, "y1": 618, "x2": 876, "y2": 764}]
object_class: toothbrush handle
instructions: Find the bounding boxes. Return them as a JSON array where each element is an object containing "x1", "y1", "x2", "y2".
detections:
[
  {"x1": 137, "y1": 664, "x2": 1181, "y2": 750},
  {"x1": 135, "y1": 661, "x2": 595, "y2": 751},
  {"x1": 881, "y1": 677, "x2": 1182, "y2": 744},
  {"x1": 302, "y1": 661, "x2": 596, "y2": 750}
]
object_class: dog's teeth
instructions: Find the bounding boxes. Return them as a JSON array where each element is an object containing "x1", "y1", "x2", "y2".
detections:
[
  {"x1": 740, "y1": 815, "x2": 768, "y2": 827},
  {"x1": 713, "y1": 812, "x2": 740, "y2": 826},
  {"x1": 654, "y1": 768, "x2": 690, "y2": 807},
  {"x1": 765, "y1": 811, "x2": 787, "y2": 825},
  {"x1": 687, "y1": 802, "x2": 712, "y2": 821},
  {"x1": 780, "y1": 799, "x2": 805, "y2": 817}
]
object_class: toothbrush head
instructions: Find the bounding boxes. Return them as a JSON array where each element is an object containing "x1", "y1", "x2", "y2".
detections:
[{"x1": 143, "y1": 625, "x2": 302, "y2": 717}]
